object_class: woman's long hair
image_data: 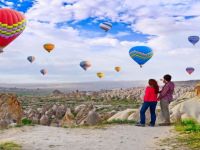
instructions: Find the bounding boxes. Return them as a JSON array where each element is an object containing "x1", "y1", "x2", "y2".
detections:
[{"x1": 148, "y1": 79, "x2": 159, "y2": 94}]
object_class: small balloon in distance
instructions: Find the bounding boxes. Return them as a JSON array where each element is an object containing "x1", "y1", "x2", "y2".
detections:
[
  {"x1": 43, "y1": 43, "x2": 55, "y2": 53},
  {"x1": 97, "y1": 72, "x2": 104, "y2": 78},
  {"x1": 115, "y1": 66, "x2": 121, "y2": 72},
  {"x1": 27, "y1": 56, "x2": 35, "y2": 63},
  {"x1": 188, "y1": 36, "x2": 199, "y2": 45},
  {"x1": 40, "y1": 69, "x2": 47, "y2": 75},
  {"x1": 186, "y1": 67, "x2": 195, "y2": 75},
  {"x1": 99, "y1": 22, "x2": 112, "y2": 32},
  {"x1": 80, "y1": 61, "x2": 92, "y2": 71}
]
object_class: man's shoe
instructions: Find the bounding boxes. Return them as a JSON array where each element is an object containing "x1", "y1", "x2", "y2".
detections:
[{"x1": 135, "y1": 122, "x2": 145, "y2": 127}]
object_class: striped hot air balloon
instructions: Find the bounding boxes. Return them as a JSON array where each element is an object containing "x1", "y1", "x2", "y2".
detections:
[
  {"x1": 0, "y1": 8, "x2": 26, "y2": 53},
  {"x1": 129, "y1": 46, "x2": 153, "y2": 68},
  {"x1": 99, "y1": 22, "x2": 112, "y2": 32}
]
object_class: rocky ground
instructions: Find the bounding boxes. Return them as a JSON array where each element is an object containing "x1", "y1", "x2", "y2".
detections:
[
  {"x1": 0, "y1": 84, "x2": 199, "y2": 150},
  {"x1": 0, "y1": 125, "x2": 174, "y2": 150}
]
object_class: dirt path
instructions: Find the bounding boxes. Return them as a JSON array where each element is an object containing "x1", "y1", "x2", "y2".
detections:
[{"x1": 0, "y1": 125, "x2": 173, "y2": 150}]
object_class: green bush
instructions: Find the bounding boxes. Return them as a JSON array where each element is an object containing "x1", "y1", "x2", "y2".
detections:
[
  {"x1": 176, "y1": 119, "x2": 200, "y2": 133},
  {"x1": 0, "y1": 142, "x2": 22, "y2": 150},
  {"x1": 21, "y1": 118, "x2": 32, "y2": 126},
  {"x1": 175, "y1": 119, "x2": 200, "y2": 149}
]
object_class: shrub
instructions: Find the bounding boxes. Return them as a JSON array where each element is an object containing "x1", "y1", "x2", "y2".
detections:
[
  {"x1": 21, "y1": 118, "x2": 32, "y2": 126},
  {"x1": 0, "y1": 142, "x2": 22, "y2": 150}
]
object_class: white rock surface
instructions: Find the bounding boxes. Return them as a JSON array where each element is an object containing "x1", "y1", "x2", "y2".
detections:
[{"x1": 107, "y1": 109, "x2": 136, "y2": 121}]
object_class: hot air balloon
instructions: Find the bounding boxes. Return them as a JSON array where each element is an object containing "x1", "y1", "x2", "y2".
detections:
[
  {"x1": 188, "y1": 36, "x2": 199, "y2": 45},
  {"x1": 0, "y1": 8, "x2": 26, "y2": 53},
  {"x1": 27, "y1": 56, "x2": 35, "y2": 63},
  {"x1": 186, "y1": 67, "x2": 195, "y2": 75},
  {"x1": 129, "y1": 46, "x2": 153, "y2": 68},
  {"x1": 97, "y1": 72, "x2": 104, "y2": 79},
  {"x1": 43, "y1": 43, "x2": 55, "y2": 53},
  {"x1": 99, "y1": 22, "x2": 112, "y2": 32},
  {"x1": 80, "y1": 61, "x2": 92, "y2": 71},
  {"x1": 115, "y1": 66, "x2": 121, "y2": 72},
  {"x1": 40, "y1": 69, "x2": 47, "y2": 75}
]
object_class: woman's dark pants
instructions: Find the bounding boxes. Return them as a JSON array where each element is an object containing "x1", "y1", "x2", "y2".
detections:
[{"x1": 140, "y1": 102, "x2": 157, "y2": 125}]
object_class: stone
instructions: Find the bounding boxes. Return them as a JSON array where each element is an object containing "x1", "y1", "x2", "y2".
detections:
[
  {"x1": 107, "y1": 109, "x2": 136, "y2": 122},
  {"x1": 61, "y1": 108, "x2": 75, "y2": 127},
  {"x1": 55, "y1": 105, "x2": 66, "y2": 119},
  {"x1": 0, "y1": 119, "x2": 8, "y2": 128},
  {"x1": 40, "y1": 115, "x2": 50, "y2": 126},
  {"x1": 170, "y1": 97, "x2": 200, "y2": 123},
  {"x1": 0, "y1": 94, "x2": 23, "y2": 126},
  {"x1": 74, "y1": 104, "x2": 86, "y2": 114},
  {"x1": 84, "y1": 110, "x2": 101, "y2": 125},
  {"x1": 32, "y1": 116, "x2": 40, "y2": 124},
  {"x1": 75, "y1": 104, "x2": 93, "y2": 124}
]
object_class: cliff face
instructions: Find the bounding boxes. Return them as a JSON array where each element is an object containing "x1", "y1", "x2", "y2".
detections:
[{"x1": 0, "y1": 94, "x2": 23, "y2": 128}]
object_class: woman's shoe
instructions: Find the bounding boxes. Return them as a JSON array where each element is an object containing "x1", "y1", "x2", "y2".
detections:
[
  {"x1": 135, "y1": 122, "x2": 145, "y2": 127},
  {"x1": 148, "y1": 123, "x2": 155, "y2": 127}
]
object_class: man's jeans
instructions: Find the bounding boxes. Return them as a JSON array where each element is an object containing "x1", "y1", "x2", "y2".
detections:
[
  {"x1": 140, "y1": 102, "x2": 157, "y2": 125},
  {"x1": 160, "y1": 99, "x2": 170, "y2": 123}
]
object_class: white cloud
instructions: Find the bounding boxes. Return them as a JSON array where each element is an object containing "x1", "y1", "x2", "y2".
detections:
[{"x1": 1, "y1": 0, "x2": 200, "y2": 83}]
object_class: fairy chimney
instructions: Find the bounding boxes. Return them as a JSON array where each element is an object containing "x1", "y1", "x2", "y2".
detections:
[{"x1": 195, "y1": 83, "x2": 200, "y2": 97}]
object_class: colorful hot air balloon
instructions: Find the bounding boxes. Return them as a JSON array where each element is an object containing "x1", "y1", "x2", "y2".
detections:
[
  {"x1": 99, "y1": 22, "x2": 112, "y2": 32},
  {"x1": 80, "y1": 61, "x2": 92, "y2": 71},
  {"x1": 115, "y1": 66, "x2": 121, "y2": 72},
  {"x1": 97, "y1": 72, "x2": 104, "y2": 79},
  {"x1": 129, "y1": 46, "x2": 153, "y2": 68},
  {"x1": 0, "y1": 8, "x2": 26, "y2": 53},
  {"x1": 188, "y1": 36, "x2": 199, "y2": 45},
  {"x1": 43, "y1": 43, "x2": 55, "y2": 53},
  {"x1": 27, "y1": 56, "x2": 35, "y2": 63},
  {"x1": 186, "y1": 67, "x2": 195, "y2": 75},
  {"x1": 40, "y1": 69, "x2": 47, "y2": 75}
]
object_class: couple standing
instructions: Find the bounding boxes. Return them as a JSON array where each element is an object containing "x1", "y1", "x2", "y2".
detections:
[{"x1": 136, "y1": 74, "x2": 175, "y2": 127}]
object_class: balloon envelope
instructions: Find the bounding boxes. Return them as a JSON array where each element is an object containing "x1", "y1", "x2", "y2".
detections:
[
  {"x1": 129, "y1": 46, "x2": 153, "y2": 67},
  {"x1": 27, "y1": 56, "x2": 35, "y2": 63},
  {"x1": 186, "y1": 67, "x2": 195, "y2": 75},
  {"x1": 40, "y1": 69, "x2": 47, "y2": 75},
  {"x1": 43, "y1": 43, "x2": 55, "y2": 53},
  {"x1": 99, "y1": 22, "x2": 112, "y2": 32},
  {"x1": 188, "y1": 36, "x2": 199, "y2": 45},
  {"x1": 80, "y1": 61, "x2": 92, "y2": 71},
  {"x1": 0, "y1": 8, "x2": 26, "y2": 52},
  {"x1": 97, "y1": 72, "x2": 104, "y2": 78},
  {"x1": 115, "y1": 66, "x2": 121, "y2": 72}
]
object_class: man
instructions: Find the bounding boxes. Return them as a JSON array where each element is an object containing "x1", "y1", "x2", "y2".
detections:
[{"x1": 158, "y1": 74, "x2": 175, "y2": 126}]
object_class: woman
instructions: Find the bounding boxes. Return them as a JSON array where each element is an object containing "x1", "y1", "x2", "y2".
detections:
[{"x1": 136, "y1": 79, "x2": 159, "y2": 127}]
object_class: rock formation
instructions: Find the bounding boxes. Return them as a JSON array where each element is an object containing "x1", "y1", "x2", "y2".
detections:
[{"x1": 0, "y1": 94, "x2": 23, "y2": 128}]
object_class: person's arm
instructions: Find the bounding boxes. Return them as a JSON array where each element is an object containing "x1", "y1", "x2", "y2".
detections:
[{"x1": 158, "y1": 84, "x2": 170, "y2": 99}]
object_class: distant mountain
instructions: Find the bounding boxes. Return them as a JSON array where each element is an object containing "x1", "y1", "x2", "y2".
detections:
[
  {"x1": 0, "y1": 80, "x2": 198, "y2": 93},
  {"x1": 0, "y1": 81, "x2": 146, "y2": 91}
]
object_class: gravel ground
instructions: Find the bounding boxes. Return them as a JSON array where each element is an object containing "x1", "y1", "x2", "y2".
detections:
[{"x1": 0, "y1": 125, "x2": 173, "y2": 150}]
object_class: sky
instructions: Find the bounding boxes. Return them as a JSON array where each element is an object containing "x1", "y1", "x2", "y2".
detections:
[{"x1": 0, "y1": 0, "x2": 200, "y2": 83}]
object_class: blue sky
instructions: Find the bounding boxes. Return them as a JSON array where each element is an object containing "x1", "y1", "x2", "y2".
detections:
[{"x1": 0, "y1": 0, "x2": 200, "y2": 83}]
